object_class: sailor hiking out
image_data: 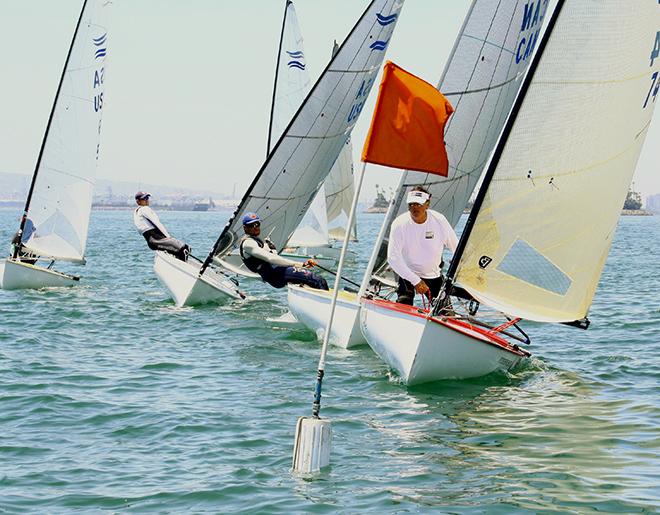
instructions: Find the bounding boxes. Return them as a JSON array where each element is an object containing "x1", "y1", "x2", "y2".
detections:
[
  {"x1": 133, "y1": 191, "x2": 190, "y2": 261},
  {"x1": 387, "y1": 186, "x2": 458, "y2": 305},
  {"x1": 239, "y1": 212, "x2": 328, "y2": 290}
]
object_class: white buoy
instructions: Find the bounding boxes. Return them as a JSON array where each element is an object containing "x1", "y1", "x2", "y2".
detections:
[
  {"x1": 292, "y1": 416, "x2": 332, "y2": 473},
  {"x1": 292, "y1": 163, "x2": 367, "y2": 474}
]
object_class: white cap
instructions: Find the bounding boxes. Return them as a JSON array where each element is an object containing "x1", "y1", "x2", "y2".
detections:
[{"x1": 406, "y1": 190, "x2": 430, "y2": 205}]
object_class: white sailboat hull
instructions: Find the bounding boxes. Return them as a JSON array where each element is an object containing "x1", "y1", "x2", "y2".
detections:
[
  {"x1": 153, "y1": 252, "x2": 244, "y2": 307},
  {"x1": 360, "y1": 298, "x2": 529, "y2": 385},
  {"x1": 287, "y1": 285, "x2": 365, "y2": 348},
  {"x1": 0, "y1": 258, "x2": 78, "y2": 290}
]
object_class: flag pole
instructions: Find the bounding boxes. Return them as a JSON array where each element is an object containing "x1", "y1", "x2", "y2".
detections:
[{"x1": 292, "y1": 161, "x2": 367, "y2": 474}]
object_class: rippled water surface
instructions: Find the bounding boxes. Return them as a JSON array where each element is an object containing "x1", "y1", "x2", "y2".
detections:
[{"x1": 1, "y1": 209, "x2": 658, "y2": 513}]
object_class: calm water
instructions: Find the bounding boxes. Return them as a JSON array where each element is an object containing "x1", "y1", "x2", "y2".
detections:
[{"x1": 0, "y1": 208, "x2": 658, "y2": 513}]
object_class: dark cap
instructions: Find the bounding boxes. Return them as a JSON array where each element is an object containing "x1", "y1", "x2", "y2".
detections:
[{"x1": 135, "y1": 191, "x2": 151, "y2": 200}]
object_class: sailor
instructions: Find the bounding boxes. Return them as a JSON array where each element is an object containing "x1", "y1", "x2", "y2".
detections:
[
  {"x1": 239, "y1": 212, "x2": 329, "y2": 290},
  {"x1": 10, "y1": 216, "x2": 37, "y2": 264},
  {"x1": 133, "y1": 191, "x2": 190, "y2": 261},
  {"x1": 387, "y1": 186, "x2": 458, "y2": 305}
]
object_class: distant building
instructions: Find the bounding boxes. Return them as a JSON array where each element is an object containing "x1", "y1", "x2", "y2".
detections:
[{"x1": 647, "y1": 193, "x2": 660, "y2": 213}]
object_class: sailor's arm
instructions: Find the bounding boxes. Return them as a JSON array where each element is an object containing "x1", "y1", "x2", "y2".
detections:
[
  {"x1": 243, "y1": 239, "x2": 298, "y2": 267},
  {"x1": 387, "y1": 225, "x2": 421, "y2": 286}
]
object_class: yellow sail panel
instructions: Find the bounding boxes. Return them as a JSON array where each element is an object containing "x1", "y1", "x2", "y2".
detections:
[{"x1": 455, "y1": 0, "x2": 660, "y2": 323}]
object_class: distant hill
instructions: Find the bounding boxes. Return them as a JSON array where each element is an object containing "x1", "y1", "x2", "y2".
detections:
[{"x1": 0, "y1": 171, "x2": 229, "y2": 203}]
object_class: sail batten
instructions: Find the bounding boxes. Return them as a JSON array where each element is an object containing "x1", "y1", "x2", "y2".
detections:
[{"x1": 453, "y1": 0, "x2": 660, "y2": 323}]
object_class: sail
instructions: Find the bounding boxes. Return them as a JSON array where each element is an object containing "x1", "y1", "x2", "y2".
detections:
[
  {"x1": 453, "y1": 0, "x2": 660, "y2": 323},
  {"x1": 370, "y1": 0, "x2": 550, "y2": 278},
  {"x1": 208, "y1": 0, "x2": 404, "y2": 263},
  {"x1": 271, "y1": 0, "x2": 330, "y2": 248},
  {"x1": 325, "y1": 137, "x2": 358, "y2": 241},
  {"x1": 22, "y1": 0, "x2": 109, "y2": 263},
  {"x1": 268, "y1": 0, "x2": 311, "y2": 153},
  {"x1": 288, "y1": 185, "x2": 330, "y2": 247}
]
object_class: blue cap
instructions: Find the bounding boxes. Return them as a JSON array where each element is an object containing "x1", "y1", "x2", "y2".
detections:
[
  {"x1": 241, "y1": 212, "x2": 261, "y2": 226},
  {"x1": 135, "y1": 190, "x2": 151, "y2": 200}
]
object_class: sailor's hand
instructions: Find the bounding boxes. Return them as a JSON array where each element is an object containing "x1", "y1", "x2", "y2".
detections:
[
  {"x1": 303, "y1": 259, "x2": 317, "y2": 268},
  {"x1": 415, "y1": 280, "x2": 430, "y2": 296}
]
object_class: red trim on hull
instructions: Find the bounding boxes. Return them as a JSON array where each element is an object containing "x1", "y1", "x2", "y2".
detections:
[{"x1": 362, "y1": 298, "x2": 529, "y2": 358}]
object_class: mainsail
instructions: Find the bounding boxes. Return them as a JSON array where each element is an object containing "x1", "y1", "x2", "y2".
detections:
[
  {"x1": 206, "y1": 0, "x2": 403, "y2": 269},
  {"x1": 368, "y1": 0, "x2": 550, "y2": 280},
  {"x1": 449, "y1": 0, "x2": 660, "y2": 323},
  {"x1": 19, "y1": 0, "x2": 109, "y2": 263}
]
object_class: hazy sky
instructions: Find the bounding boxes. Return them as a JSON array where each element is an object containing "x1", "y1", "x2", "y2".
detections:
[{"x1": 0, "y1": 0, "x2": 658, "y2": 202}]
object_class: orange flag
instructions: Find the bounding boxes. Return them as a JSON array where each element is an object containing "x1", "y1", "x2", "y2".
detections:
[{"x1": 361, "y1": 61, "x2": 454, "y2": 176}]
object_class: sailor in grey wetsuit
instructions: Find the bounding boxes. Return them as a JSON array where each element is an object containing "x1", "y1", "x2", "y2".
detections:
[
  {"x1": 239, "y1": 212, "x2": 328, "y2": 290},
  {"x1": 133, "y1": 191, "x2": 190, "y2": 261}
]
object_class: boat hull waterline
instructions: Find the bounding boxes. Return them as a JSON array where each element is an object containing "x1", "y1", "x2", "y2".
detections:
[
  {"x1": 287, "y1": 285, "x2": 366, "y2": 349},
  {"x1": 360, "y1": 298, "x2": 530, "y2": 385},
  {"x1": 153, "y1": 252, "x2": 244, "y2": 307},
  {"x1": 0, "y1": 258, "x2": 78, "y2": 290}
]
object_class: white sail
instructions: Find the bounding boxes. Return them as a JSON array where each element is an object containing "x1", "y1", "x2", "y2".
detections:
[
  {"x1": 453, "y1": 0, "x2": 660, "y2": 323},
  {"x1": 325, "y1": 137, "x2": 357, "y2": 241},
  {"x1": 207, "y1": 0, "x2": 404, "y2": 265},
  {"x1": 369, "y1": 0, "x2": 550, "y2": 279},
  {"x1": 288, "y1": 185, "x2": 330, "y2": 247},
  {"x1": 272, "y1": 1, "x2": 331, "y2": 249},
  {"x1": 268, "y1": 0, "x2": 311, "y2": 152},
  {"x1": 22, "y1": 0, "x2": 109, "y2": 263}
]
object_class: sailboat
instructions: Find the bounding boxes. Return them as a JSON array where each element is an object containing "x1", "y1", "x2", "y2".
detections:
[
  {"x1": 0, "y1": 0, "x2": 110, "y2": 290},
  {"x1": 220, "y1": 3, "x2": 357, "y2": 277},
  {"x1": 156, "y1": 0, "x2": 404, "y2": 306},
  {"x1": 288, "y1": 0, "x2": 550, "y2": 348},
  {"x1": 360, "y1": 0, "x2": 660, "y2": 384}
]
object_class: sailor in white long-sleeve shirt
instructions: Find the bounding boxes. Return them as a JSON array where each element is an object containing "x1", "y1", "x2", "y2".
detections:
[
  {"x1": 239, "y1": 212, "x2": 328, "y2": 290},
  {"x1": 133, "y1": 191, "x2": 189, "y2": 261},
  {"x1": 387, "y1": 186, "x2": 458, "y2": 305}
]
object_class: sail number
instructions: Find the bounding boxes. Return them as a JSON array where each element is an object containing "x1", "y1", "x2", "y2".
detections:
[
  {"x1": 644, "y1": 32, "x2": 660, "y2": 108},
  {"x1": 93, "y1": 67, "x2": 104, "y2": 112},
  {"x1": 347, "y1": 77, "x2": 374, "y2": 123}
]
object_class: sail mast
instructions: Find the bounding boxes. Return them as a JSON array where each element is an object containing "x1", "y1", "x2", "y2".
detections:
[
  {"x1": 267, "y1": 0, "x2": 291, "y2": 156},
  {"x1": 14, "y1": 0, "x2": 90, "y2": 257},
  {"x1": 445, "y1": 0, "x2": 566, "y2": 286}
]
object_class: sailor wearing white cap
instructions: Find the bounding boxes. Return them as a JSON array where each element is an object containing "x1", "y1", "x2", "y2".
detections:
[{"x1": 387, "y1": 186, "x2": 458, "y2": 305}]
